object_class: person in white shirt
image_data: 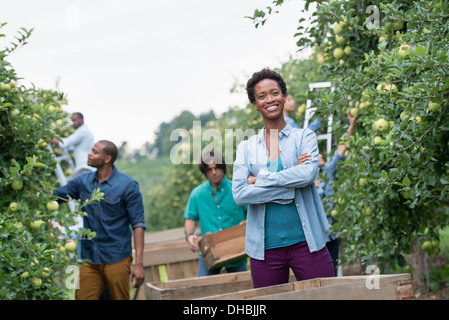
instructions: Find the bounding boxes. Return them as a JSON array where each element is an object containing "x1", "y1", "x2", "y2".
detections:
[
  {"x1": 52, "y1": 112, "x2": 95, "y2": 177},
  {"x1": 50, "y1": 112, "x2": 95, "y2": 256}
]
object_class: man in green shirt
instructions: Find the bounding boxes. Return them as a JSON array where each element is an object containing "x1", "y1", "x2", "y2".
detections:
[{"x1": 184, "y1": 151, "x2": 247, "y2": 276}]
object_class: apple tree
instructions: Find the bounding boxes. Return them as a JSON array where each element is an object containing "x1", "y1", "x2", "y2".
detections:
[
  {"x1": 250, "y1": 0, "x2": 449, "y2": 291},
  {"x1": 0, "y1": 23, "x2": 98, "y2": 299}
]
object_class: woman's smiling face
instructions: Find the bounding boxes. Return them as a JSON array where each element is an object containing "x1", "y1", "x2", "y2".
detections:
[{"x1": 252, "y1": 79, "x2": 286, "y2": 121}]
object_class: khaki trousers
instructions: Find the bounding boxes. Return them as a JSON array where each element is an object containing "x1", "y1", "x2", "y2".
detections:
[{"x1": 76, "y1": 255, "x2": 132, "y2": 300}]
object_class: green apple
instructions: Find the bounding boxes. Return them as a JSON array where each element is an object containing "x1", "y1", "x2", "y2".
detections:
[
  {"x1": 410, "y1": 115, "x2": 422, "y2": 124},
  {"x1": 331, "y1": 210, "x2": 339, "y2": 218},
  {"x1": 376, "y1": 118, "x2": 389, "y2": 132},
  {"x1": 428, "y1": 101, "x2": 441, "y2": 112},
  {"x1": 377, "y1": 83, "x2": 398, "y2": 94},
  {"x1": 431, "y1": 240, "x2": 440, "y2": 249},
  {"x1": 393, "y1": 20, "x2": 404, "y2": 31},
  {"x1": 0, "y1": 82, "x2": 11, "y2": 90},
  {"x1": 389, "y1": 84, "x2": 398, "y2": 94},
  {"x1": 64, "y1": 241, "x2": 77, "y2": 253},
  {"x1": 46, "y1": 200, "x2": 59, "y2": 211},
  {"x1": 344, "y1": 45, "x2": 352, "y2": 55},
  {"x1": 11, "y1": 108, "x2": 20, "y2": 116},
  {"x1": 349, "y1": 107, "x2": 359, "y2": 116},
  {"x1": 363, "y1": 206, "x2": 373, "y2": 216},
  {"x1": 421, "y1": 241, "x2": 432, "y2": 253},
  {"x1": 20, "y1": 271, "x2": 30, "y2": 280},
  {"x1": 31, "y1": 277, "x2": 42, "y2": 288},
  {"x1": 9, "y1": 201, "x2": 19, "y2": 212},
  {"x1": 401, "y1": 191, "x2": 410, "y2": 199},
  {"x1": 30, "y1": 219, "x2": 44, "y2": 230},
  {"x1": 400, "y1": 111, "x2": 408, "y2": 121},
  {"x1": 333, "y1": 48, "x2": 345, "y2": 59},
  {"x1": 359, "y1": 177, "x2": 367, "y2": 186},
  {"x1": 37, "y1": 139, "x2": 48, "y2": 149},
  {"x1": 374, "y1": 136, "x2": 383, "y2": 145},
  {"x1": 336, "y1": 35, "x2": 346, "y2": 45},
  {"x1": 338, "y1": 197, "x2": 346, "y2": 205},
  {"x1": 397, "y1": 45, "x2": 409, "y2": 57},
  {"x1": 57, "y1": 243, "x2": 66, "y2": 253},
  {"x1": 11, "y1": 180, "x2": 23, "y2": 191},
  {"x1": 41, "y1": 267, "x2": 51, "y2": 278},
  {"x1": 359, "y1": 102, "x2": 367, "y2": 109},
  {"x1": 334, "y1": 23, "x2": 343, "y2": 34}
]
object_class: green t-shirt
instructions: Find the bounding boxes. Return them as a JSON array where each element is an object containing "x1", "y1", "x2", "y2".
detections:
[{"x1": 184, "y1": 177, "x2": 247, "y2": 266}]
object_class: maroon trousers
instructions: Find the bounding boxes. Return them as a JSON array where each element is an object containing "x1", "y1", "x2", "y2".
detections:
[{"x1": 250, "y1": 241, "x2": 335, "y2": 288}]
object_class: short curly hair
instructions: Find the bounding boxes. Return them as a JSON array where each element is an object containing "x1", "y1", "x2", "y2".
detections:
[{"x1": 246, "y1": 68, "x2": 287, "y2": 104}]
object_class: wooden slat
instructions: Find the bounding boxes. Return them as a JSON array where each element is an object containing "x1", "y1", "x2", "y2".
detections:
[
  {"x1": 150, "y1": 271, "x2": 252, "y2": 290},
  {"x1": 141, "y1": 246, "x2": 198, "y2": 266},
  {"x1": 253, "y1": 274, "x2": 413, "y2": 300},
  {"x1": 197, "y1": 222, "x2": 247, "y2": 270},
  {"x1": 395, "y1": 280, "x2": 415, "y2": 300},
  {"x1": 199, "y1": 274, "x2": 413, "y2": 301},
  {"x1": 197, "y1": 275, "x2": 297, "y2": 300},
  {"x1": 206, "y1": 222, "x2": 246, "y2": 247},
  {"x1": 143, "y1": 227, "x2": 185, "y2": 246},
  {"x1": 145, "y1": 271, "x2": 255, "y2": 300}
]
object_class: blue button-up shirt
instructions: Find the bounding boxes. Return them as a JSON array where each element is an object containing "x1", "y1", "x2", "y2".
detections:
[
  {"x1": 53, "y1": 166, "x2": 146, "y2": 264},
  {"x1": 232, "y1": 123, "x2": 329, "y2": 260}
]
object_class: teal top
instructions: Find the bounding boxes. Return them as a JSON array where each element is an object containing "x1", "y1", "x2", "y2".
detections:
[
  {"x1": 184, "y1": 177, "x2": 247, "y2": 233},
  {"x1": 184, "y1": 177, "x2": 247, "y2": 267},
  {"x1": 265, "y1": 156, "x2": 306, "y2": 250}
]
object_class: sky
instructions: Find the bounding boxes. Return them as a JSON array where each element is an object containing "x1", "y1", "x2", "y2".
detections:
[{"x1": 1, "y1": 0, "x2": 315, "y2": 149}]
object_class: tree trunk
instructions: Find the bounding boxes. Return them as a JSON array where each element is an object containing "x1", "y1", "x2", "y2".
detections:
[{"x1": 411, "y1": 237, "x2": 426, "y2": 295}]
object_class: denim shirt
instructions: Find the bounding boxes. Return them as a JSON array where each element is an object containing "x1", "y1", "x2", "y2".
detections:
[
  {"x1": 232, "y1": 123, "x2": 330, "y2": 260},
  {"x1": 53, "y1": 166, "x2": 146, "y2": 264},
  {"x1": 317, "y1": 149, "x2": 346, "y2": 241}
]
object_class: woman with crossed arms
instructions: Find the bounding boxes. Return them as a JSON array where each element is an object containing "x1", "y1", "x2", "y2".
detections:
[{"x1": 232, "y1": 69, "x2": 334, "y2": 288}]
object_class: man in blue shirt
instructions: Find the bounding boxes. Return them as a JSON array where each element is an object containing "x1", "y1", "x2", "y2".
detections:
[{"x1": 53, "y1": 140, "x2": 146, "y2": 300}]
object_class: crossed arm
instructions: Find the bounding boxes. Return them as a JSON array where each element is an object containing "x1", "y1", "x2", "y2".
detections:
[{"x1": 232, "y1": 129, "x2": 318, "y2": 206}]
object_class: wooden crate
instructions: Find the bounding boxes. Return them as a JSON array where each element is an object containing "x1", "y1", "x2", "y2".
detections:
[
  {"x1": 197, "y1": 221, "x2": 247, "y2": 270},
  {"x1": 132, "y1": 238, "x2": 199, "y2": 300},
  {"x1": 143, "y1": 227, "x2": 185, "y2": 246},
  {"x1": 145, "y1": 271, "x2": 297, "y2": 300},
  {"x1": 197, "y1": 273, "x2": 414, "y2": 300}
]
